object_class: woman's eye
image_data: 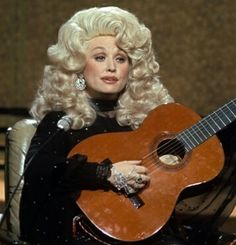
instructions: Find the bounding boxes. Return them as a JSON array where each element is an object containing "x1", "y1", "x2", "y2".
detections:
[
  {"x1": 95, "y1": 55, "x2": 105, "y2": 61},
  {"x1": 116, "y1": 56, "x2": 127, "y2": 63}
]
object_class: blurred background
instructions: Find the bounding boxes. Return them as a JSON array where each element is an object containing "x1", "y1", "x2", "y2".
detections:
[
  {"x1": 0, "y1": 0, "x2": 235, "y2": 114},
  {"x1": 0, "y1": 0, "x2": 235, "y2": 235}
]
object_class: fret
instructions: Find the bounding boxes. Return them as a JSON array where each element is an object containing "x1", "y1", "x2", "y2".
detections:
[
  {"x1": 197, "y1": 120, "x2": 212, "y2": 139},
  {"x1": 208, "y1": 114, "x2": 221, "y2": 130},
  {"x1": 203, "y1": 117, "x2": 218, "y2": 134},
  {"x1": 214, "y1": 113, "x2": 227, "y2": 127},
  {"x1": 182, "y1": 131, "x2": 198, "y2": 147},
  {"x1": 218, "y1": 111, "x2": 230, "y2": 124},
  {"x1": 190, "y1": 126, "x2": 204, "y2": 142},
  {"x1": 207, "y1": 115, "x2": 223, "y2": 133},
  {"x1": 223, "y1": 111, "x2": 231, "y2": 122},
  {"x1": 176, "y1": 134, "x2": 192, "y2": 152},
  {"x1": 229, "y1": 105, "x2": 236, "y2": 117},
  {"x1": 225, "y1": 104, "x2": 236, "y2": 119},
  {"x1": 177, "y1": 98, "x2": 236, "y2": 152}
]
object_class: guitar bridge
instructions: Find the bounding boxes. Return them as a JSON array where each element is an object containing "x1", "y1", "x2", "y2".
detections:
[
  {"x1": 128, "y1": 194, "x2": 144, "y2": 209},
  {"x1": 122, "y1": 182, "x2": 144, "y2": 208}
]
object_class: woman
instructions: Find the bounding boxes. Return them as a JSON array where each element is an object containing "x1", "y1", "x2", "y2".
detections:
[{"x1": 19, "y1": 6, "x2": 188, "y2": 245}]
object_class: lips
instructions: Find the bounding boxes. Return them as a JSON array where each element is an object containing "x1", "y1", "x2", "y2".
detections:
[{"x1": 101, "y1": 76, "x2": 118, "y2": 84}]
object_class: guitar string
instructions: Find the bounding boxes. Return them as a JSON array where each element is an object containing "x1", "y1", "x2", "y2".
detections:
[
  {"x1": 139, "y1": 102, "x2": 236, "y2": 172},
  {"x1": 142, "y1": 100, "x2": 236, "y2": 163},
  {"x1": 142, "y1": 113, "x2": 234, "y2": 173},
  {"x1": 141, "y1": 109, "x2": 224, "y2": 168},
  {"x1": 133, "y1": 103, "x2": 235, "y2": 176},
  {"x1": 155, "y1": 100, "x2": 236, "y2": 160},
  {"x1": 136, "y1": 101, "x2": 235, "y2": 176},
  {"x1": 144, "y1": 104, "x2": 236, "y2": 174}
]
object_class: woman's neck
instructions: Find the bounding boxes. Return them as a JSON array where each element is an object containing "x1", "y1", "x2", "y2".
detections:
[{"x1": 89, "y1": 98, "x2": 118, "y2": 117}]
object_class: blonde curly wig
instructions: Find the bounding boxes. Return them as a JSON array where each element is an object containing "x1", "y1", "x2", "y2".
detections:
[{"x1": 30, "y1": 6, "x2": 174, "y2": 129}]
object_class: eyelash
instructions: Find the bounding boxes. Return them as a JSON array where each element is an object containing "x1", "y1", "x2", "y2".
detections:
[
  {"x1": 94, "y1": 55, "x2": 127, "y2": 63},
  {"x1": 95, "y1": 55, "x2": 105, "y2": 61}
]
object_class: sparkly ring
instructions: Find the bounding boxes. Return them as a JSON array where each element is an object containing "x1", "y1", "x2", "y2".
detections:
[{"x1": 135, "y1": 175, "x2": 143, "y2": 184}]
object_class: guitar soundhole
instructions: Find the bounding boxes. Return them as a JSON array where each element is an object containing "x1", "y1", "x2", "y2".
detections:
[{"x1": 157, "y1": 138, "x2": 186, "y2": 168}]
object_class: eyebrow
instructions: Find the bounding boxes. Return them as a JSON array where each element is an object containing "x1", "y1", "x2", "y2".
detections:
[
  {"x1": 90, "y1": 46, "x2": 127, "y2": 54},
  {"x1": 91, "y1": 47, "x2": 106, "y2": 52}
]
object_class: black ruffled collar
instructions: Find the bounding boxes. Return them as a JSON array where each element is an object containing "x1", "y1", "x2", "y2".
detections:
[{"x1": 90, "y1": 98, "x2": 118, "y2": 112}]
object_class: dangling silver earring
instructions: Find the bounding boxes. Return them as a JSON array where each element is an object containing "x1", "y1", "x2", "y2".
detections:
[{"x1": 75, "y1": 74, "x2": 86, "y2": 91}]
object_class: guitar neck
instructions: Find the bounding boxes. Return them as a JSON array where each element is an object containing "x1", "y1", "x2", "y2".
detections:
[{"x1": 177, "y1": 98, "x2": 236, "y2": 152}]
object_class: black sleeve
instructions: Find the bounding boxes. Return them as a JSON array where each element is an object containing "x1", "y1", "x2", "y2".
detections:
[{"x1": 24, "y1": 111, "x2": 112, "y2": 196}]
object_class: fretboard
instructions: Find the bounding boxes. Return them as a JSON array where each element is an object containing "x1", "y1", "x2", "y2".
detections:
[{"x1": 177, "y1": 98, "x2": 236, "y2": 152}]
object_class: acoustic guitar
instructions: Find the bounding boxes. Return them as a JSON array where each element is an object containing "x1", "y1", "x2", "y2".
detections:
[{"x1": 69, "y1": 99, "x2": 236, "y2": 242}]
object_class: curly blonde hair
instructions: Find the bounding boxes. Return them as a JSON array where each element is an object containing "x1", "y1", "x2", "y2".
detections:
[{"x1": 30, "y1": 6, "x2": 173, "y2": 129}]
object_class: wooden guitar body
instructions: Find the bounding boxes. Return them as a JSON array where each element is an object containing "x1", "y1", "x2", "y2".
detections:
[{"x1": 68, "y1": 103, "x2": 225, "y2": 242}]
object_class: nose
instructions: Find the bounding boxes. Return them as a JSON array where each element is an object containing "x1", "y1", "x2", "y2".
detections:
[{"x1": 106, "y1": 59, "x2": 116, "y2": 72}]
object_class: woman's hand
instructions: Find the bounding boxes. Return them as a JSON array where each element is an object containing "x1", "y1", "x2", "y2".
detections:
[{"x1": 107, "y1": 160, "x2": 150, "y2": 193}]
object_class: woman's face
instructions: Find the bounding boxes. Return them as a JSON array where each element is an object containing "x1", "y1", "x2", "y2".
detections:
[{"x1": 83, "y1": 36, "x2": 130, "y2": 100}]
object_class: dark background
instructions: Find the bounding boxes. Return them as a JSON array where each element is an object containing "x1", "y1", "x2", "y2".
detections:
[{"x1": 0, "y1": 0, "x2": 235, "y2": 115}]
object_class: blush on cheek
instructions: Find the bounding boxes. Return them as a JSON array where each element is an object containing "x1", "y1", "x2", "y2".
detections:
[{"x1": 83, "y1": 63, "x2": 98, "y2": 79}]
